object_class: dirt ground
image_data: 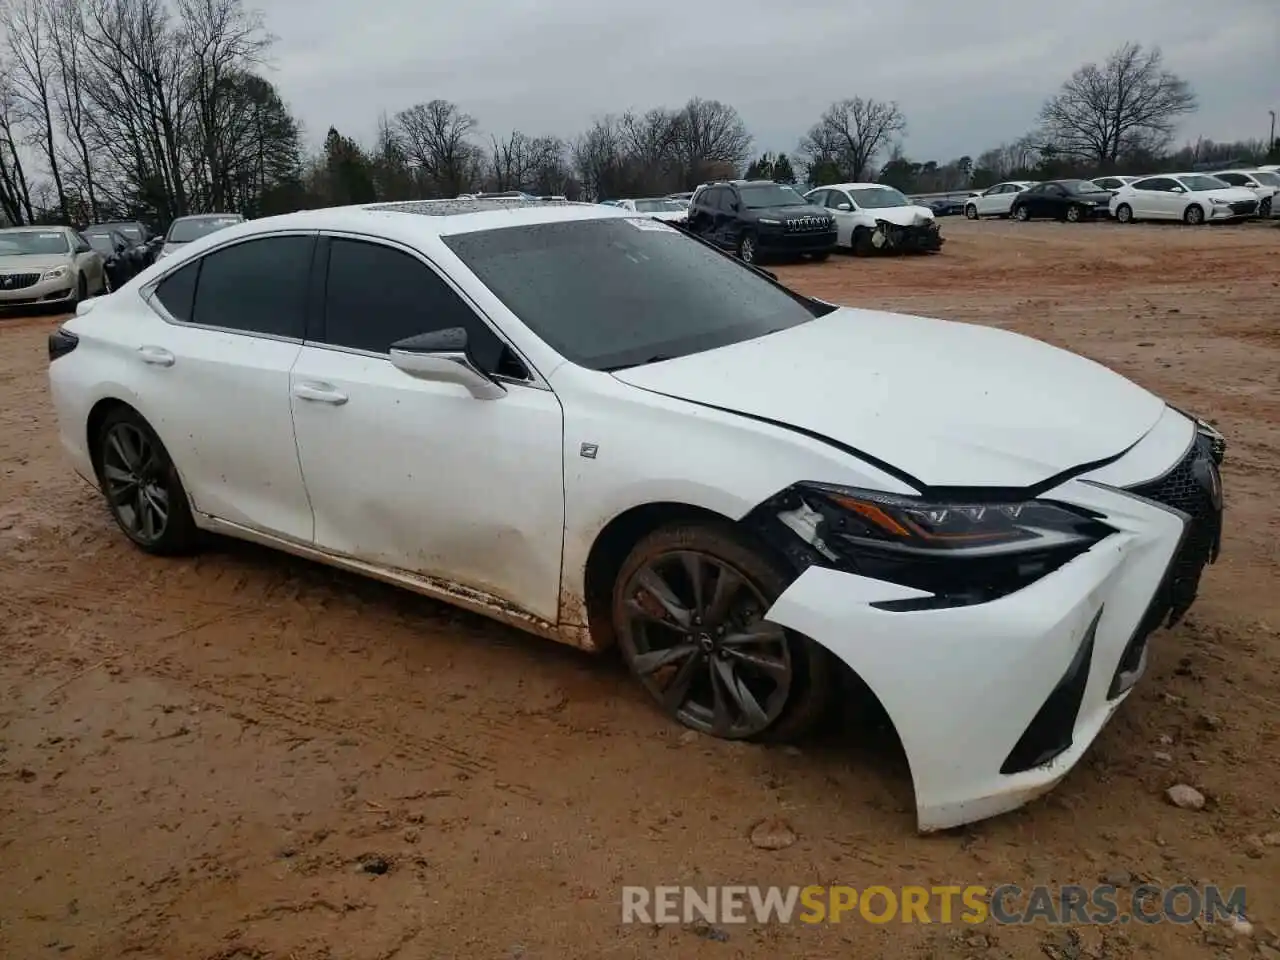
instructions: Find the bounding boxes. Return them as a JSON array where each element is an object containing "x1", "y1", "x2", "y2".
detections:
[{"x1": 2, "y1": 218, "x2": 1278, "y2": 960}]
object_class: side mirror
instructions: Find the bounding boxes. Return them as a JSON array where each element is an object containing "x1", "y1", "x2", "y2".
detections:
[
  {"x1": 1171, "y1": 186, "x2": 1185, "y2": 193},
  {"x1": 836, "y1": 202, "x2": 852, "y2": 212},
  {"x1": 389, "y1": 327, "x2": 506, "y2": 400}
]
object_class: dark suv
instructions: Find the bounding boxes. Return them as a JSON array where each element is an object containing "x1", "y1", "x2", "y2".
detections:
[{"x1": 686, "y1": 180, "x2": 837, "y2": 263}]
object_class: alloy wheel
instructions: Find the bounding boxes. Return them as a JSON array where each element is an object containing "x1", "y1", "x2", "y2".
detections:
[
  {"x1": 101, "y1": 421, "x2": 170, "y2": 544},
  {"x1": 1067, "y1": 205, "x2": 1082, "y2": 222},
  {"x1": 1186, "y1": 205, "x2": 1204, "y2": 225},
  {"x1": 620, "y1": 550, "x2": 793, "y2": 739},
  {"x1": 1117, "y1": 204, "x2": 1133, "y2": 224},
  {"x1": 739, "y1": 235, "x2": 756, "y2": 263},
  {"x1": 1013, "y1": 206, "x2": 1029, "y2": 221},
  {"x1": 965, "y1": 205, "x2": 977, "y2": 220}
]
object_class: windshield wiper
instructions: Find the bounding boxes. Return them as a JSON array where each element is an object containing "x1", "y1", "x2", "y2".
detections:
[{"x1": 601, "y1": 355, "x2": 673, "y2": 372}]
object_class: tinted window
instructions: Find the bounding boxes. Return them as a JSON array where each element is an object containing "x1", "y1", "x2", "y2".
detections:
[
  {"x1": 192, "y1": 235, "x2": 312, "y2": 338},
  {"x1": 322, "y1": 239, "x2": 506, "y2": 371},
  {"x1": 1136, "y1": 178, "x2": 1174, "y2": 192},
  {"x1": 443, "y1": 218, "x2": 833, "y2": 371},
  {"x1": 154, "y1": 261, "x2": 198, "y2": 321}
]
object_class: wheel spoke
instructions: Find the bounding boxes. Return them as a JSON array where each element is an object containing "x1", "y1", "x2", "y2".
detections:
[
  {"x1": 713, "y1": 657, "x2": 769, "y2": 730},
  {"x1": 661, "y1": 649, "x2": 704, "y2": 710},
  {"x1": 708, "y1": 657, "x2": 732, "y2": 735},
  {"x1": 633, "y1": 643, "x2": 697, "y2": 677},
  {"x1": 679, "y1": 552, "x2": 706, "y2": 616},
  {"x1": 721, "y1": 620, "x2": 785, "y2": 647},
  {"x1": 723, "y1": 646, "x2": 790, "y2": 681},
  {"x1": 134, "y1": 488, "x2": 150, "y2": 536},
  {"x1": 144, "y1": 487, "x2": 169, "y2": 525},
  {"x1": 107, "y1": 431, "x2": 136, "y2": 472},
  {"x1": 635, "y1": 567, "x2": 692, "y2": 629},
  {"x1": 704, "y1": 564, "x2": 744, "y2": 626},
  {"x1": 103, "y1": 463, "x2": 132, "y2": 484}
]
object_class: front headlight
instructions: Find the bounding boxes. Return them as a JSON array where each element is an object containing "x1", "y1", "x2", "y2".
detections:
[
  {"x1": 41, "y1": 265, "x2": 70, "y2": 281},
  {"x1": 749, "y1": 483, "x2": 1114, "y2": 609},
  {"x1": 796, "y1": 484, "x2": 1109, "y2": 557},
  {"x1": 1211, "y1": 199, "x2": 1231, "y2": 207}
]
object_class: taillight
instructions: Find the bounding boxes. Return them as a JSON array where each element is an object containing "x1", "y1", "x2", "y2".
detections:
[{"x1": 48, "y1": 326, "x2": 79, "y2": 361}]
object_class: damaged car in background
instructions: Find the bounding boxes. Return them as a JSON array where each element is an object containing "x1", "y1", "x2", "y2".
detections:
[
  {"x1": 48, "y1": 198, "x2": 1225, "y2": 832},
  {"x1": 806, "y1": 183, "x2": 945, "y2": 254}
]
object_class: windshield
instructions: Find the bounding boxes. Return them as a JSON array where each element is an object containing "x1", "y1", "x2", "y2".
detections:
[
  {"x1": 82, "y1": 232, "x2": 119, "y2": 254},
  {"x1": 1250, "y1": 171, "x2": 1280, "y2": 187},
  {"x1": 99, "y1": 223, "x2": 143, "y2": 241},
  {"x1": 167, "y1": 216, "x2": 242, "y2": 243},
  {"x1": 849, "y1": 187, "x2": 910, "y2": 208},
  {"x1": 0, "y1": 230, "x2": 70, "y2": 255},
  {"x1": 738, "y1": 183, "x2": 807, "y2": 208},
  {"x1": 633, "y1": 199, "x2": 686, "y2": 213},
  {"x1": 1179, "y1": 175, "x2": 1229, "y2": 192},
  {"x1": 1059, "y1": 180, "x2": 1101, "y2": 194},
  {"x1": 443, "y1": 218, "x2": 831, "y2": 370}
]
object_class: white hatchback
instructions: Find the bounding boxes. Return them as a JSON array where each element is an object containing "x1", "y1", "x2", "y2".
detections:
[{"x1": 48, "y1": 199, "x2": 1227, "y2": 831}]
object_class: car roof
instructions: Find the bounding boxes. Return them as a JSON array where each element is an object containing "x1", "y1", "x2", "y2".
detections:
[
  {"x1": 811, "y1": 182, "x2": 891, "y2": 192},
  {"x1": 173, "y1": 212, "x2": 242, "y2": 221},
  {"x1": 0, "y1": 224, "x2": 71, "y2": 233},
  {"x1": 194, "y1": 199, "x2": 632, "y2": 247}
]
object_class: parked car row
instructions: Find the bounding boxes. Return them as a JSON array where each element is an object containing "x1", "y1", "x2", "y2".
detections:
[
  {"x1": 0, "y1": 212, "x2": 246, "y2": 312},
  {"x1": 962, "y1": 169, "x2": 1276, "y2": 225}
]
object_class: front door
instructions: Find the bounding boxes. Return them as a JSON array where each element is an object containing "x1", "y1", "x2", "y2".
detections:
[{"x1": 289, "y1": 235, "x2": 566, "y2": 622}]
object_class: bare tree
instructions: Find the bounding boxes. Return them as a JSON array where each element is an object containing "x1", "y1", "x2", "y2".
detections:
[
  {"x1": 572, "y1": 115, "x2": 628, "y2": 199},
  {"x1": 395, "y1": 99, "x2": 480, "y2": 197},
  {"x1": 178, "y1": 0, "x2": 273, "y2": 209},
  {"x1": 0, "y1": 63, "x2": 34, "y2": 222},
  {"x1": 619, "y1": 107, "x2": 679, "y2": 192},
  {"x1": 3, "y1": 0, "x2": 71, "y2": 220},
  {"x1": 799, "y1": 97, "x2": 906, "y2": 182},
  {"x1": 673, "y1": 97, "x2": 750, "y2": 186},
  {"x1": 47, "y1": 0, "x2": 101, "y2": 220},
  {"x1": 82, "y1": 0, "x2": 192, "y2": 219},
  {"x1": 1038, "y1": 43, "x2": 1197, "y2": 166}
]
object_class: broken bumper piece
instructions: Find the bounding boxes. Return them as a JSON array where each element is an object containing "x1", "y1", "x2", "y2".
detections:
[{"x1": 870, "y1": 217, "x2": 945, "y2": 253}]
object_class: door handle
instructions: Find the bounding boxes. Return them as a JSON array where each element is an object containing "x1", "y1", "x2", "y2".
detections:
[
  {"x1": 292, "y1": 381, "x2": 348, "y2": 405},
  {"x1": 137, "y1": 345, "x2": 175, "y2": 367}
]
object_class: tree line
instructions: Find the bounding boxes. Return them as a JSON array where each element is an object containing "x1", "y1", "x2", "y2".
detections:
[{"x1": 1, "y1": 0, "x2": 1275, "y2": 228}]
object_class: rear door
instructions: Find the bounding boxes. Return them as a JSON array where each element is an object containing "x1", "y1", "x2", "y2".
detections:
[{"x1": 140, "y1": 233, "x2": 317, "y2": 540}]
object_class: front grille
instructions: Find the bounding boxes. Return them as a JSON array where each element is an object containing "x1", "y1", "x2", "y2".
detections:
[
  {"x1": 0, "y1": 272, "x2": 41, "y2": 290},
  {"x1": 1230, "y1": 200, "x2": 1258, "y2": 215},
  {"x1": 785, "y1": 216, "x2": 831, "y2": 233},
  {"x1": 1109, "y1": 436, "x2": 1222, "y2": 694}
]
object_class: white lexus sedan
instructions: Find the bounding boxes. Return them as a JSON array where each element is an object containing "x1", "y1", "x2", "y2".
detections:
[{"x1": 47, "y1": 199, "x2": 1227, "y2": 832}]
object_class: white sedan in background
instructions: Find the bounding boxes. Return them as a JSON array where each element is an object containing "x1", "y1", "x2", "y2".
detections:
[
  {"x1": 1090, "y1": 175, "x2": 1139, "y2": 192},
  {"x1": 1109, "y1": 173, "x2": 1259, "y2": 224},
  {"x1": 804, "y1": 183, "x2": 943, "y2": 253},
  {"x1": 47, "y1": 198, "x2": 1225, "y2": 832},
  {"x1": 964, "y1": 181, "x2": 1037, "y2": 219},
  {"x1": 612, "y1": 198, "x2": 689, "y2": 223},
  {"x1": 1210, "y1": 169, "x2": 1280, "y2": 217}
]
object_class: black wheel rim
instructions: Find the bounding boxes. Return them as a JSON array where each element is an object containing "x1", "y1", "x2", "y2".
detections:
[
  {"x1": 102, "y1": 422, "x2": 169, "y2": 543},
  {"x1": 620, "y1": 551, "x2": 793, "y2": 739}
]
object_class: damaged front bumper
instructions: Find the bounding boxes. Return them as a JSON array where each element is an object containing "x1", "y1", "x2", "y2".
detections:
[
  {"x1": 869, "y1": 217, "x2": 945, "y2": 254},
  {"x1": 756, "y1": 415, "x2": 1224, "y2": 831}
]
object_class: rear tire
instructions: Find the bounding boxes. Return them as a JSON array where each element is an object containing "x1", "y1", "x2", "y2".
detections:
[
  {"x1": 1115, "y1": 204, "x2": 1134, "y2": 224},
  {"x1": 851, "y1": 227, "x2": 874, "y2": 256},
  {"x1": 94, "y1": 407, "x2": 200, "y2": 555},
  {"x1": 964, "y1": 204, "x2": 978, "y2": 220},
  {"x1": 736, "y1": 231, "x2": 758, "y2": 264},
  {"x1": 1012, "y1": 204, "x2": 1030, "y2": 222},
  {"x1": 612, "y1": 523, "x2": 836, "y2": 743},
  {"x1": 1260, "y1": 197, "x2": 1272, "y2": 218}
]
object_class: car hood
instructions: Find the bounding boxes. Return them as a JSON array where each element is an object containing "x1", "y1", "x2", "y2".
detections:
[
  {"x1": 0, "y1": 255, "x2": 70, "y2": 273},
  {"x1": 611, "y1": 308, "x2": 1166, "y2": 489},
  {"x1": 865, "y1": 205, "x2": 936, "y2": 225}
]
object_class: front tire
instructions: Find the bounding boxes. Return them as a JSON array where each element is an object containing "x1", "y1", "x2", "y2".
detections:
[
  {"x1": 1260, "y1": 197, "x2": 1272, "y2": 218},
  {"x1": 1184, "y1": 204, "x2": 1206, "y2": 225},
  {"x1": 1066, "y1": 204, "x2": 1083, "y2": 223},
  {"x1": 95, "y1": 407, "x2": 199, "y2": 555},
  {"x1": 736, "y1": 231, "x2": 757, "y2": 264},
  {"x1": 612, "y1": 523, "x2": 835, "y2": 742},
  {"x1": 1012, "y1": 205, "x2": 1030, "y2": 222},
  {"x1": 850, "y1": 226, "x2": 874, "y2": 255},
  {"x1": 964, "y1": 204, "x2": 978, "y2": 220},
  {"x1": 809, "y1": 251, "x2": 830, "y2": 262}
]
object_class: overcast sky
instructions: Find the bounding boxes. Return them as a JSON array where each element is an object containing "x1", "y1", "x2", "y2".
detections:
[{"x1": 260, "y1": 0, "x2": 1278, "y2": 162}]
